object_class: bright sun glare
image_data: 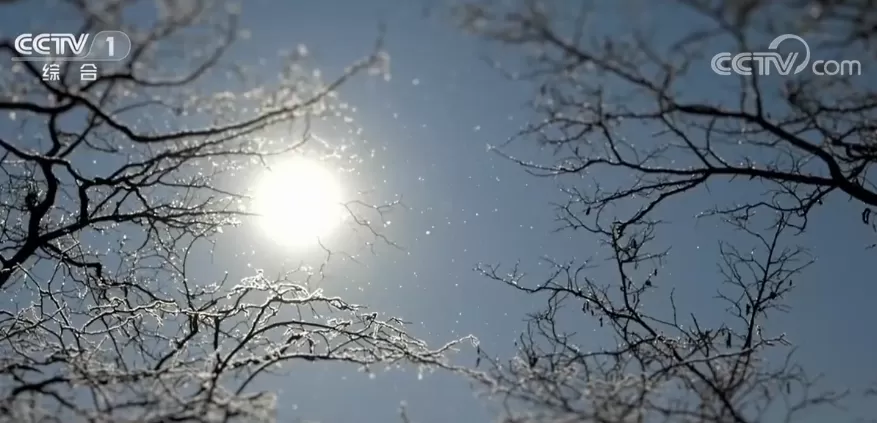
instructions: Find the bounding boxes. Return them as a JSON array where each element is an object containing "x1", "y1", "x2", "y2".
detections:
[{"x1": 252, "y1": 158, "x2": 345, "y2": 247}]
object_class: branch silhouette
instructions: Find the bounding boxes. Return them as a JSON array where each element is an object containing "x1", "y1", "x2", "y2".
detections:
[
  {"x1": 454, "y1": 0, "x2": 875, "y2": 421},
  {"x1": 0, "y1": 2, "x2": 468, "y2": 422}
]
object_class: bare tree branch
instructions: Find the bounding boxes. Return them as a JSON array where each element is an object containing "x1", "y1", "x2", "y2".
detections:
[
  {"x1": 0, "y1": 2, "x2": 469, "y2": 422},
  {"x1": 452, "y1": 0, "x2": 875, "y2": 421}
]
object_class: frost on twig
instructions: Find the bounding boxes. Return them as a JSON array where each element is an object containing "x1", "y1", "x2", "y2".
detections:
[{"x1": 0, "y1": 1, "x2": 465, "y2": 422}]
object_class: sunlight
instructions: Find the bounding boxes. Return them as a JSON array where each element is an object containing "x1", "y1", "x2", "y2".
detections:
[{"x1": 252, "y1": 158, "x2": 346, "y2": 247}]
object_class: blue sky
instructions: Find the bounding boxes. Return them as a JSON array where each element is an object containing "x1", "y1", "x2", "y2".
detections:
[{"x1": 1, "y1": 1, "x2": 875, "y2": 422}]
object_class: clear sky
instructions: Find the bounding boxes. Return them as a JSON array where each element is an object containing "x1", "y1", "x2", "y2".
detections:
[{"x1": 1, "y1": 1, "x2": 875, "y2": 422}]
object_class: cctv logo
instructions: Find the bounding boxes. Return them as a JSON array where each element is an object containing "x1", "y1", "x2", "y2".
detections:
[
  {"x1": 12, "y1": 31, "x2": 130, "y2": 62},
  {"x1": 14, "y1": 33, "x2": 90, "y2": 57}
]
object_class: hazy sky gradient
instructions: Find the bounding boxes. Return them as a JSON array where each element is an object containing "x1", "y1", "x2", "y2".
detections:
[{"x1": 1, "y1": 1, "x2": 874, "y2": 422}]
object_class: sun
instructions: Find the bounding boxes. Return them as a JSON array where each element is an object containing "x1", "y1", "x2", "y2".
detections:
[{"x1": 251, "y1": 158, "x2": 346, "y2": 247}]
